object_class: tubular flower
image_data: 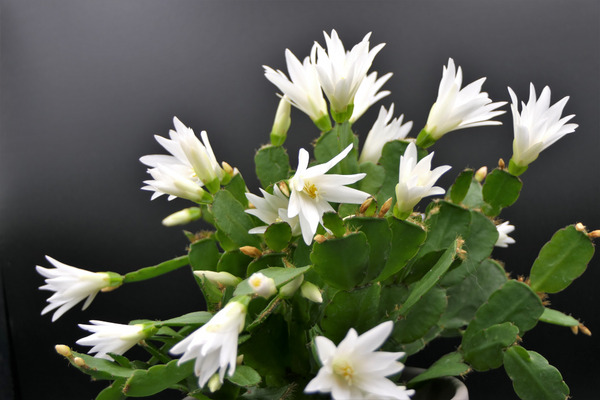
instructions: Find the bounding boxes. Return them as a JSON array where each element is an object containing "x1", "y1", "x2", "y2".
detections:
[
  {"x1": 264, "y1": 49, "x2": 330, "y2": 131},
  {"x1": 305, "y1": 321, "x2": 414, "y2": 399},
  {"x1": 417, "y1": 58, "x2": 506, "y2": 148},
  {"x1": 312, "y1": 30, "x2": 385, "y2": 120},
  {"x1": 394, "y1": 142, "x2": 451, "y2": 219},
  {"x1": 359, "y1": 104, "x2": 413, "y2": 164},
  {"x1": 245, "y1": 184, "x2": 301, "y2": 237},
  {"x1": 495, "y1": 221, "x2": 516, "y2": 248},
  {"x1": 170, "y1": 299, "x2": 248, "y2": 388},
  {"x1": 77, "y1": 320, "x2": 152, "y2": 360},
  {"x1": 350, "y1": 71, "x2": 393, "y2": 123},
  {"x1": 507, "y1": 84, "x2": 578, "y2": 175},
  {"x1": 288, "y1": 144, "x2": 370, "y2": 244},
  {"x1": 36, "y1": 256, "x2": 122, "y2": 322},
  {"x1": 140, "y1": 117, "x2": 225, "y2": 198},
  {"x1": 248, "y1": 272, "x2": 277, "y2": 299}
]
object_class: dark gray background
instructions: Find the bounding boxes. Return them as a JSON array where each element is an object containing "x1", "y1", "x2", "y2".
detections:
[{"x1": 1, "y1": 0, "x2": 598, "y2": 399}]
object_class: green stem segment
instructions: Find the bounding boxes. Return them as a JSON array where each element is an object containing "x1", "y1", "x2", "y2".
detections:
[
  {"x1": 508, "y1": 158, "x2": 528, "y2": 176},
  {"x1": 415, "y1": 128, "x2": 437, "y2": 149},
  {"x1": 331, "y1": 104, "x2": 354, "y2": 124},
  {"x1": 123, "y1": 255, "x2": 190, "y2": 283}
]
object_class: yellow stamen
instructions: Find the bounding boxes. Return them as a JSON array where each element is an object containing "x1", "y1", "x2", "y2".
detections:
[
  {"x1": 333, "y1": 359, "x2": 354, "y2": 385},
  {"x1": 303, "y1": 182, "x2": 318, "y2": 199}
]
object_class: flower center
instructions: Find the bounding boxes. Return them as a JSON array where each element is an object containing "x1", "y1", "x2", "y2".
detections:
[
  {"x1": 333, "y1": 359, "x2": 354, "y2": 385},
  {"x1": 303, "y1": 182, "x2": 318, "y2": 199}
]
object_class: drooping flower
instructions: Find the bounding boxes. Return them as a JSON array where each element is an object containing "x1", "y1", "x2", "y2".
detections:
[
  {"x1": 394, "y1": 142, "x2": 451, "y2": 219},
  {"x1": 140, "y1": 117, "x2": 226, "y2": 198},
  {"x1": 416, "y1": 58, "x2": 506, "y2": 148},
  {"x1": 170, "y1": 298, "x2": 248, "y2": 388},
  {"x1": 305, "y1": 321, "x2": 414, "y2": 399},
  {"x1": 495, "y1": 221, "x2": 516, "y2": 248},
  {"x1": 245, "y1": 184, "x2": 301, "y2": 237},
  {"x1": 264, "y1": 49, "x2": 331, "y2": 131},
  {"x1": 288, "y1": 144, "x2": 370, "y2": 244},
  {"x1": 359, "y1": 104, "x2": 413, "y2": 164},
  {"x1": 313, "y1": 30, "x2": 385, "y2": 120},
  {"x1": 77, "y1": 320, "x2": 152, "y2": 360},
  {"x1": 350, "y1": 71, "x2": 393, "y2": 123},
  {"x1": 507, "y1": 84, "x2": 578, "y2": 175},
  {"x1": 248, "y1": 272, "x2": 277, "y2": 299},
  {"x1": 36, "y1": 256, "x2": 123, "y2": 322}
]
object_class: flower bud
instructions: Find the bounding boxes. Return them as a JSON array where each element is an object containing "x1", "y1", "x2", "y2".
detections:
[
  {"x1": 359, "y1": 197, "x2": 374, "y2": 214},
  {"x1": 498, "y1": 158, "x2": 506, "y2": 170},
  {"x1": 474, "y1": 166, "x2": 487, "y2": 182},
  {"x1": 239, "y1": 246, "x2": 263, "y2": 258},
  {"x1": 588, "y1": 230, "x2": 600, "y2": 239},
  {"x1": 278, "y1": 181, "x2": 290, "y2": 197},
  {"x1": 300, "y1": 281, "x2": 323, "y2": 303},
  {"x1": 270, "y1": 95, "x2": 292, "y2": 146},
  {"x1": 313, "y1": 234, "x2": 327, "y2": 244},
  {"x1": 73, "y1": 357, "x2": 86, "y2": 367},
  {"x1": 575, "y1": 222, "x2": 586, "y2": 232},
  {"x1": 248, "y1": 272, "x2": 277, "y2": 299},
  {"x1": 279, "y1": 275, "x2": 304, "y2": 298},
  {"x1": 194, "y1": 270, "x2": 241, "y2": 287},
  {"x1": 55, "y1": 344, "x2": 72, "y2": 357},
  {"x1": 207, "y1": 374, "x2": 223, "y2": 393},
  {"x1": 162, "y1": 207, "x2": 202, "y2": 227},
  {"x1": 379, "y1": 197, "x2": 393, "y2": 218}
]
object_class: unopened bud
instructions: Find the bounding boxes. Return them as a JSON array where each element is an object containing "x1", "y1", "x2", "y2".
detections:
[
  {"x1": 588, "y1": 230, "x2": 600, "y2": 239},
  {"x1": 575, "y1": 223, "x2": 586, "y2": 232},
  {"x1": 55, "y1": 344, "x2": 72, "y2": 358},
  {"x1": 314, "y1": 234, "x2": 327, "y2": 244},
  {"x1": 207, "y1": 374, "x2": 223, "y2": 393},
  {"x1": 221, "y1": 161, "x2": 234, "y2": 176},
  {"x1": 579, "y1": 324, "x2": 592, "y2": 336},
  {"x1": 359, "y1": 197, "x2": 374, "y2": 214},
  {"x1": 278, "y1": 181, "x2": 290, "y2": 197},
  {"x1": 300, "y1": 281, "x2": 323, "y2": 303},
  {"x1": 249, "y1": 272, "x2": 277, "y2": 299},
  {"x1": 239, "y1": 246, "x2": 263, "y2": 258},
  {"x1": 73, "y1": 357, "x2": 86, "y2": 367},
  {"x1": 270, "y1": 95, "x2": 292, "y2": 146},
  {"x1": 474, "y1": 166, "x2": 487, "y2": 182},
  {"x1": 236, "y1": 354, "x2": 244, "y2": 365},
  {"x1": 571, "y1": 325, "x2": 579, "y2": 335},
  {"x1": 162, "y1": 207, "x2": 202, "y2": 227},
  {"x1": 498, "y1": 158, "x2": 505, "y2": 170},
  {"x1": 379, "y1": 198, "x2": 393, "y2": 218},
  {"x1": 194, "y1": 270, "x2": 241, "y2": 287},
  {"x1": 279, "y1": 275, "x2": 304, "y2": 298}
]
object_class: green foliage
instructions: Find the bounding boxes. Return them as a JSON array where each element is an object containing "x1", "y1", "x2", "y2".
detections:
[
  {"x1": 313, "y1": 123, "x2": 359, "y2": 175},
  {"x1": 504, "y1": 346, "x2": 569, "y2": 400},
  {"x1": 449, "y1": 169, "x2": 474, "y2": 204},
  {"x1": 408, "y1": 352, "x2": 469, "y2": 385},
  {"x1": 539, "y1": 308, "x2": 579, "y2": 327},
  {"x1": 357, "y1": 161, "x2": 385, "y2": 194},
  {"x1": 254, "y1": 145, "x2": 290, "y2": 188},
  {"x1": 481, "y1": 169, "x2": 522, "y2": 216},
  {"x1": 345, "y1": 217, "x2": 392, "y2": 283},
  {"x1": 188, "y1": 238, "x2": 221, "y2": 272},
  {"x1": 227, "y1": 365, "x2": 262, "y2": 387},
  {"x1": 123, "y1": 360, "x2": 194, "y2": 397},
  {"x1": 461, "y1": 322, "x2": 519, "y2": 371},
  {"x1": 393, "y1": 286, "x2": 447, "y2": 343},
  {"x1": 264, "y1": 222, "x2": 292, "y2": 252},
  {"x1": 65, "y1": 350, "x2": 134, "y2": 381},
  {"x1": 217, "y1": 250, "x2": 253, "y2": 277},
  {"x1": 322, "y1": 212, "x2": 346, "y2": 238},
  {"x1": 529, "y1": 225, "x2": 594, "y2": 293},
  {"x1": 211, "y1": 190, "x2": 262, "y2": 249},
  {"x1": 377, "y1": 218, "x2": 426, "y2": 281}
]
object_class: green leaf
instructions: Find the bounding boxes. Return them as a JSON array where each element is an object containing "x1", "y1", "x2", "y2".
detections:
[
  {"x1": 96, "y1": 379, "x2": 126, "y2": 400},
  {"x1": 159, "y1": 311, "x2": 212, "y2": 326},
  {"x1": 321, "y1": 284, "x2": 382, "y2": 343},
  {"x1": 464, "y1": 280, "x2": 544, "y2": 340},
  {"x1": 254, "y1": 145, "x2": 290, "y2": 188},
  {"x1": 481, "y1": 169, "x2": 522, "y2": 216},
  {"x1": 449, "y1": 169, "x2": 474, "y2": 204},
  {"x1": 539, "y1": 308, "x2": 579, "y2": 327},
  {"x1": 408, "y1": 352, "x2": 469, "y2": 385},
  {"x1": 224, "y1": 173, "x2": 250, "y2": 208},
  {"x1": 123, "y1": 359, "x2": 194, "y2": 397},
  {"x1": 358, "y1": 161, "x2": 385, "y2": 195},
  {"x1": 122, "y1": 256, "x2": 189, "y2": 283},
  {"x1": 322, "y1": 212, "x2": 346, "y2": 238},
  {"x1": 399, "y1": 240, "x2": 457, "y2": 315},
  {"x1": 234, "y1": 266, "x2": 310, "y2": 296},
  {"x1": 345, "y1": 217, "x2": 392, "y2": 283},
  {"x1": 242, "y1": 385, "x2": 296, "y2": 399},
  {"x1": 529, "y1": 225, "x2": 595, "y2": 293},
  {"x1": 393, "y1": 286, "x2": 447, "y2": 343},
  {"x1": 377, "y1": 218, "x2": 427, "y2": 281},
  {"x1": 440, "y1": 259, "x2": 507, "y2": 330},
  {"x1": 397, "y1": 325, "x2": 443, "y2": 356},
  {"x1": 504, "y1": 346, "x2": 569, "y2": 400},
  {"x1": 264, "y1": 222, "x2": 292, "y2": 252},
  {"x1": 65, "y1": 351, "x2": 133, "y2": 381},
  {"x1": 462, "y1": 179, "x2": 485, "y2": 209},
  {"x1": 462, "y1": 322, "x2": 519, "y2": 371},
  {"x1": 188, "y1": 238, "x2": 221, "y2": 272},
  {"x1": 310, "y1": 232, "x2": 369, "y2": 290},
  {"x1": 246, "y1": 253, "x2": 285, "y2": 276},
  {"x1": 217, "y1": 250, "x2": 253, "y2": 278},
  {"x1": 419, "y1": 201, "x2": 471, "y2": 256},
  {"x1": 463, "y1": 210, "x2": 498, "y2": 263},
  {"x1": 211, "y1": 190, "x2": 261, "y2": 248},
  {"x1": 313, "y1": 123, "x2": 359, "y2": 175},
  {"x1": 227, "y1": 365, "x2": 262, "y2": 387}
]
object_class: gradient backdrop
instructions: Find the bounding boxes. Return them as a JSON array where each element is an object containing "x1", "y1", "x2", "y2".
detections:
[{"x1": 1, "y1": 1, "x2": 599, "y2": 399}]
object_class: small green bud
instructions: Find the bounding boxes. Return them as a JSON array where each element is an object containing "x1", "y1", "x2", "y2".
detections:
[
  {"x1": 474, "y1": 166, "x2": 488, "y2": 182},
  {"x1": 194, "y1": 270, "x2": 241, "y2": 287},
  {"x1": 279, "y1": 275, "x2": 304, "y2": 298},
  {"x1": 300, "y1": 281, "x2": 323, "y2": 303},
  {"x1": 270, "y1": 96, "x2": 291, "y2": 146},
  {"x1": 162, "y1": 207, "x2": 202, "y2": 227},
  {"x1": 207, "y1": 374, "x2": 223, "y2": 393},
  {"x1": 55, "y1": 344, "x2": 72, "y2": 358}
]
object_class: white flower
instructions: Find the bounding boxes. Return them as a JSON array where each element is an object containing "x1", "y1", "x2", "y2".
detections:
[
  {"x1": 305, "y1": 321, "x2": 414, "y2": 399},
  {"x1": 418, "y1": 58, "x2": 506, "y2": 147},
  {"x1": 395, "y1": 142, "x2": 451, "y2": 218},
  {"x1": 508, "y1": 84, "x2": 577, "y2": 170},
  {"x1": 313, "y1": 30, "x2": 385, "y2": 116},
  {"x1": 245, "y1": 184, "x2": 301, "y2": 237},
  {"x1": 170, "y1": 300, "x2": 247, "y2": 388},
  {"x1": 288, "y1": 144, "x2": 370, "y2": 244},
  {"x1": 193, "y1": 270, "x2": 241, "y2": 287},
  {"x1": 495, "y1": 221, "x2": 516, "y2": 248},
  {"x1": 359, "y1": 104, "x2": 413, "y2": 164},
  {"x1": 36, "y1": 256, "x2": 122, "y2": 322},
  {"x1": 248, "y1": 272, "x2": 277, "y2": 299},
  {"x1": 350, "y1": 71, "x2": 393, "y2": 123},
  {"x1": 162, "y1": 207, "x2": 202, "y2": 226},
  {"x1": 76, "y1": 320, "x2": 149, "y2": 360},
  {"x1": 264, "y1": 49, "x2": 330, "y2": 129},
  {"x1": 140, "y1": 117, "x2": 225, "y2": 198}
]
